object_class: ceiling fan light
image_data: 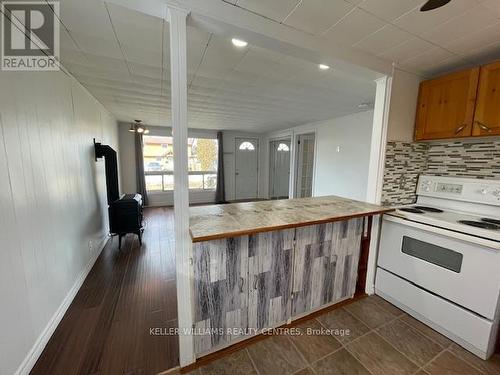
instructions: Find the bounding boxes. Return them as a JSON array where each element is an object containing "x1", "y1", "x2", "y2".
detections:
[
  {"x1": 143, "y1": 129, "x2": 150, "y2": 134},
  {"x1": 128, "y1": 124, "x2": 135, "y2": 132},
  {"x1": 137, "y1": 127, "x2": 144, "y2": 133},
  {"x1": 420, "y1": 0, "x2": 452, "y2": 12}
]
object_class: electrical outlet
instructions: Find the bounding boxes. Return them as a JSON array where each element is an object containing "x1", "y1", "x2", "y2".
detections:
[{"x1": 88, "y1": 240, "x2": 93, "y2": 253}]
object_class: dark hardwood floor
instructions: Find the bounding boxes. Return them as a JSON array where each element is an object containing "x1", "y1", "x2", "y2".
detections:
[{"x1": 31, "y1": 207, "x2": 179, "y2": 375}]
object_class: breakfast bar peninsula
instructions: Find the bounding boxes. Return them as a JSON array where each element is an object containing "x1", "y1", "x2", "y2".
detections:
[{"x1": 188, "y1": 195, "x2": 393, "y2": 357}]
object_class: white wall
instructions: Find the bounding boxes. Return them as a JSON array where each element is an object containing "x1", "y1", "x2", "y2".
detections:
[
  {"x1": 0, "y1": 70, "x2": 119, "y2": 375},
  {"x1": 262, "y1": 111, "x2": 375, "y2": 202},
  {"x1": 386, "y1": 68, "x2": 422, "y2": 142},
  {"x1": 118, "y1": 123, "x2": 263, "y2": 205},
  {"x1": 313, "y1": 111, "x2": 374, "y2": 200}
]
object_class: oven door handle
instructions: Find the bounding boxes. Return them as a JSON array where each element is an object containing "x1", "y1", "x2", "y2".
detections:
[{"x1": 383, "y1": 215, "x2": 500, "y2": 251}]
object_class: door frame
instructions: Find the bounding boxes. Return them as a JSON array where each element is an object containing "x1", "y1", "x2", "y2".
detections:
[
  {"x1": 234, "y1": 137, "x2": 260, "y2": 201},
  {"x1": 292, "y1": 131, "x2": 317, "y2": 198},
  {"x1": 268, "y1": 136, "x2": 292, "y2": 199}
]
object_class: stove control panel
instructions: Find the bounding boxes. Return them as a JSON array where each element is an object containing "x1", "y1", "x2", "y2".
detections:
[
  {"x1": 417, "y1": 175, "x2": 500, "y2": 205},
  {"x1": 436, "y1": 182, "x2": 463, "y2": 194}
]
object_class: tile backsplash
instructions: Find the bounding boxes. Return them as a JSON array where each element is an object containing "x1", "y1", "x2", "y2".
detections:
[
  {"x1": 426, "y1": 140, "x2": 500, "y2": 179},
  {"x1": 381, "y1": 139, "x2": 500, "y2": 205},
  {"x1": 382, "y1": 142, "x2": 429, "y2": 205}
]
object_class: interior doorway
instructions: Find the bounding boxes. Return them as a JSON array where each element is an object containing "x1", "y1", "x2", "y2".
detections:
[
  {"x1": 294, "y1": 133, "x2": 316, "y2": 198},
  {"x1": 235, "y1": 137, "x2": 259, "y2": 200},
  {"x1": 269, "y1": 139, "x2": 291, "y2": 199}
]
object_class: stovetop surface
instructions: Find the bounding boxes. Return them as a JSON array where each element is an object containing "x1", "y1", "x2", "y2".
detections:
[{"x1": 389, "y1": 204, "x2": 500, "y2": 242}]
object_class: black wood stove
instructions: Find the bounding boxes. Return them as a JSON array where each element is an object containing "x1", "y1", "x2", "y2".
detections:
[{"x1": 94, "y1": 140, "x2": 143, "y2": 249}]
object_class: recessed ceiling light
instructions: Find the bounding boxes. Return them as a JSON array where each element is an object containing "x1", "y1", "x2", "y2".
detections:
[
  {"x1": 232, "y1": 38, "x2": 248, "y2": 48},
  {"x1": 319, "y1": 64, "x2": 330, "y2": 70}
]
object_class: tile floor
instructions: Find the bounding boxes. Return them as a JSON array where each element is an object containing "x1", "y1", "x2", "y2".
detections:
[{"x1": 167, "y1": 295, "x2": 500, "y2": 375}]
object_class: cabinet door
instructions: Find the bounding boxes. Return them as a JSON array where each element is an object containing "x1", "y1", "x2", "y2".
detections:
[
  {"x1": 192, "y1": 236, "x2": 249, "y2": 356},
  {"x1": 473, "y1": 61, "x2": 500, "y2": 136},
  {"x1": 415, "y1": 68, "x2": 479, "y2": 140},
  {"x1": 247, "y1": 229, "x2": 294, "y2": 330},
  {"x1": 291, "y1": 218, "x2": 363, "y2": 318}
]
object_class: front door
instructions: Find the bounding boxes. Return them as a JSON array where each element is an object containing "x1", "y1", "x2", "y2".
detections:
[
  {"x1": 269, "y1": 140, "x2": 291, "y2": 199},
  {"x1": 235, "y1": 138, "x2": 258, "y2": 200}
]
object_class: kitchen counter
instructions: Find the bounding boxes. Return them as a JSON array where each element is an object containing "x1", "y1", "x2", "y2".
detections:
[{"x1": 189, "y1": 195, "x2": 393, "y2": 242}]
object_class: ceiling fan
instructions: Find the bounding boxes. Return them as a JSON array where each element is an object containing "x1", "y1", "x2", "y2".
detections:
[{"x1": 420, "y1": 0, "x2": 452, "y2": 12}]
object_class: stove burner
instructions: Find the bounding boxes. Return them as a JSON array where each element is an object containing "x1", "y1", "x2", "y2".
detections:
[
  {"x1": 400, "y1": 208, "x2": 424, "y2": 214},
  {"x1": 458, "y1": 220, "x2": 499, "y2": 230},
  {"x1": 414, "y1": 206, "x2": 444, "y2": 213},
  {"x1": 482, "y1": 218, "x2": 500, "y2": 225}
]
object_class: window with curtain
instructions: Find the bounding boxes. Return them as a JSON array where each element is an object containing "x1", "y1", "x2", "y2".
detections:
[{"x1": 143, "y1": 135, "x2": 218, "y2": 192}]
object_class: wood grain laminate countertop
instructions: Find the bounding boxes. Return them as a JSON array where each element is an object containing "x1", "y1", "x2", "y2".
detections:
[{"x1": 189, "y1": 196, "x2": 394, "y2": 242}]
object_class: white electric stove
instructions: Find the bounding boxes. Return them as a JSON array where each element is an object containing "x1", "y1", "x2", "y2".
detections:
[{"x1": 376, "y1": 175, "x2": 500, "y2": 359}]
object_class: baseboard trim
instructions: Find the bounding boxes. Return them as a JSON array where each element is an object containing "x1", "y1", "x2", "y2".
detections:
[{"x1": 14, "y1": 235, "x2": 110, "y2": 375}]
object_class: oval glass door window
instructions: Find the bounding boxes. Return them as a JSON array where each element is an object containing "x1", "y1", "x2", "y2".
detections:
[
  {"x1": 277, "y1": 143, "x2": 290, "y2": 152},
  {"x1": 238, "y1": 141, "x2": 255, "y2": 151}
]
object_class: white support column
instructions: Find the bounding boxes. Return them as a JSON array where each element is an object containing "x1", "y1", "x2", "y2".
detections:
[
  {"x1": 167, "y1": 5, "x2": 195, "y2": 367},
  {"x1": 365, "y1": 74, "x2": 393, "y2": 295}
]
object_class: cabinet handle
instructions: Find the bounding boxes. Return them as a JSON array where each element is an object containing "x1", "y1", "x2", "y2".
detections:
[
  {"x1": 238, "y1": 277, "x2": 244, "y2": 292},
  {"x1": 475, "y1": 121, "x2": 492, "y2": 132},
  {"x1": 253, "y1": 275, "x2": 258, "y2": 290},
  {"x1": 454, "y1": 124, "x2": 467, "y2": 134}
]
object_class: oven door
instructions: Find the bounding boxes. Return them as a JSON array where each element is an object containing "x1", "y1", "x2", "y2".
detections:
[{"x1": 378, "y1": 215, "x2": 500, "y2": 320}]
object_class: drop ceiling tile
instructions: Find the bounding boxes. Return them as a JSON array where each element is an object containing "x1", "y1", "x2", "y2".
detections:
[
  {"x1": 187, "y1": 28, "x2": 211, "y2": 72},
  {"x1": 60, "y1": 48, "x2": 89, "y2": 66},
  {"x1": 234, "y1": 49, "x2": 281, "y2": 76},
  {"x1": 284, "y1": 0, "x2": 355, "y2": 35},
  {"x1": 378, "y1": 37, "x2": 434, "y2": 62},
  {"x1": 323, "y1": 8, "x2": 385, "y2": 45},
  {"x1": 83, "y1": 53, "x2": 130, "y2": 73},
  {"x1": 236, "y1": 0, "x2": 301, "y2": 22},
  {"x1": 393, "y1": 0, "x2": 478, "y2": 36},
  {"x1": 465, "y1": 41, "x2": 500, "y2": 64},
  {"x1": 353, "y1": 25, "x2": 413, "y2": 56},
  {"x1": 59, "y1": 0, "x2": 116, "y2": 41},
  {"x1": 121, "y1": 43, "x2": 163, "y2": 68},
  {"x1": 358, "y1": 0, "x2": 422, "y2": 21},
  {"x1": 195, "y1": 37, "x2": 247, "y2": 79},
  {"x1": 421, "y1": 5, "x2": 499, "y2": 47},
  {"x1": 445, "y1": 21, "x2": 500, "y2": 55},
  {"x1": 481, "y1": 0, "x2": 500, "y2": 17},
  {"x1": 107, "y1": 3, "x2": 164, "y2": 46},
  {"x1": 399, "y1": 47, "x2": 456, "y2": 74},
  {"x1": 425, "y1": 56, "x2": 474, "y2": 76},
  {"x1": 59, "y1": 29, "x2": 80, "y2": 52},
  {"x1": 70, "y1": 32, "x2": 123, "y2": 59},
  {"x1": 129, "y1": 63, "x2": 163, "y2": 80}
]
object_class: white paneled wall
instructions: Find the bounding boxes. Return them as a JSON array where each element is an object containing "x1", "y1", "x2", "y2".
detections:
[{"x1": 0, "y1": 70, "x2": 118, "y2": 375}]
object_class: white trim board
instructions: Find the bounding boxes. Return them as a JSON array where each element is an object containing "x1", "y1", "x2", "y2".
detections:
[
  {"x1": 14, "y1": 236, "x2": 110, "y2": 375},
  {"x1": 168, "y1": 5, "x2": 196, "y2": 367},
  {"x1": 365, "y1": 73, "x2": 393, "y2": 295}
]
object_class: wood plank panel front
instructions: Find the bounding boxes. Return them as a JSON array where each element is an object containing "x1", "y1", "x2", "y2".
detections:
[
  {"x1": 192, "y1": 236, "x2": 249, "y2": 356},
  {"x1": 292, "y1": 218, "x2": 363, "y2": 317}
]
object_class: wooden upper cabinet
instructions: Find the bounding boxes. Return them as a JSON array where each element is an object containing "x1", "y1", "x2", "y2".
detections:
[
  {"x1": 473, "y1": 61, "x2": 500, "y2": 137},
  {"x1": 415, "y1": 67, "x2": 480, "y2": 141}
]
